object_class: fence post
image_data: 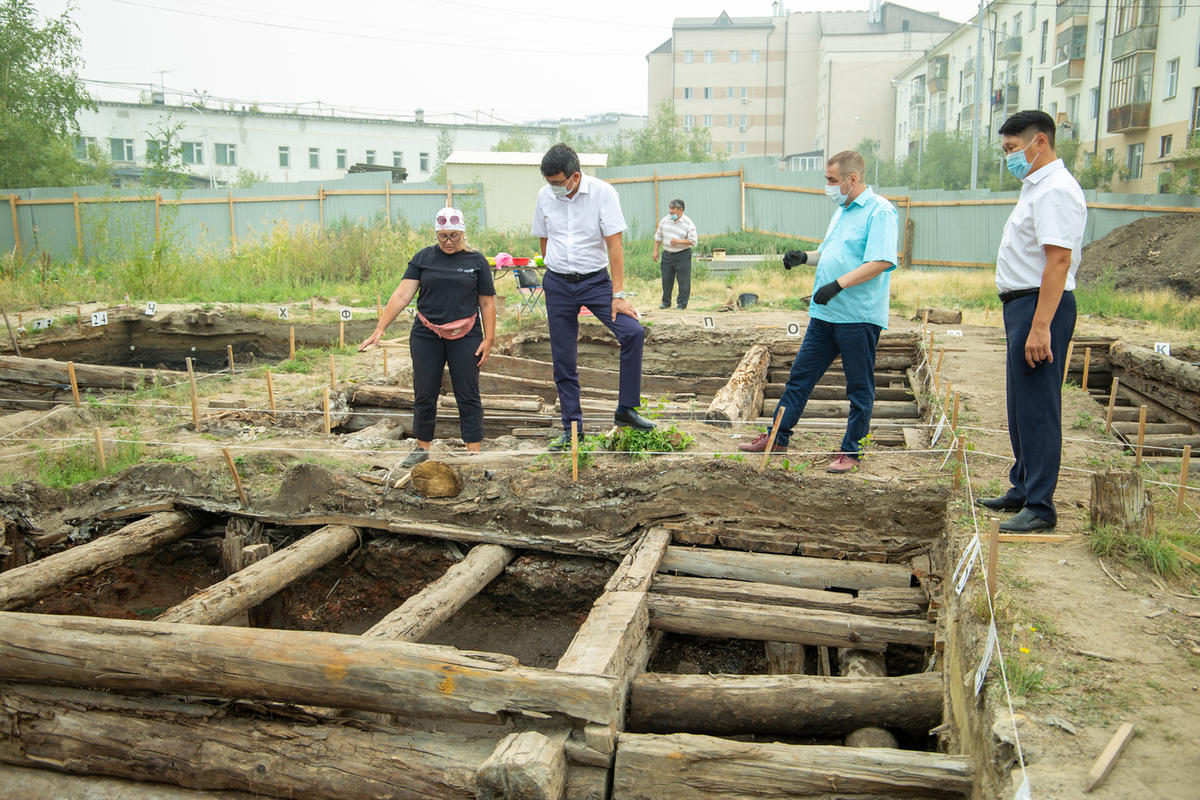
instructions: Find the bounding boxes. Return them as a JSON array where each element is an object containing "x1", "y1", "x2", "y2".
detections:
[
  {"x1": 901, "y1": 215, "x2": 915, "y2": 270},
  {"x1": 8, "y1": 194, "x2": 19, "y2": 261},
  {"x1": 154, "y1": 192, "x2": 162, "y2": 243},
  {"x1": 738, "y1": 164, "x2": 746, "y2": 232},
  {"x1": 227, "y1": 189, "x2": 236, "y2": 250},
  {"x1": 385, "y1": 179, "x2": 391, "y2": 225},
  {"x1": 73, "y1": 192, "x2": 83, "y2": 255},
  {"x1": 652, "y1": 170, "x2": 659, "y2": 222},
  {"x1": 318, "y1": 185, "x2": 325, "y2": 229}
]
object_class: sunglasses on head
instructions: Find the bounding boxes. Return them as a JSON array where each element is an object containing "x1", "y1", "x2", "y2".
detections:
[{"x1": 436, "y1": 214, "x2": 462, "y2": 226}]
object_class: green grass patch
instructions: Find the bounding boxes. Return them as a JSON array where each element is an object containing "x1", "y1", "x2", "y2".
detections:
[{"x1": 36, "y1": 437, "x2": 144, "y2": 488}]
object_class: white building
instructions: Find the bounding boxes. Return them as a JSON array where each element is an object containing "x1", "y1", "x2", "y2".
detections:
[
  {"x1": 525, "y1": 113, "x2": 648, "y2": 149},
  {"x1": 75, "y1": 99, "x2": 557, "y2": 187},
  {"x1": 892, "y1": 0, "x2": 1200, "y2": 193}
]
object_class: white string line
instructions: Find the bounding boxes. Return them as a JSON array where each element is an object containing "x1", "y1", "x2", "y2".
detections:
[{"x1": 967, "y1": 447, "x2": 1200, "y2": 495}]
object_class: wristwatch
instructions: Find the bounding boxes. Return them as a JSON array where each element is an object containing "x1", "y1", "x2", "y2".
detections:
[{"x1": 612, "y1": 291, "x2": 627, "y2": 299}]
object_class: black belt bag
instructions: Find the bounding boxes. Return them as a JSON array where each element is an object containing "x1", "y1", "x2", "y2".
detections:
[
  {"x1": 549, "y1": 269, "x2": 607, "y2": 283},
  {"x1": 999, "y1": 288, "x2": 1039, "y2": 304}
]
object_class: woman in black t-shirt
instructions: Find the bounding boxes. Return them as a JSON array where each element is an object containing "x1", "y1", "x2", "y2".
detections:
[{"x1": 359, "y1": 207, "x2": 496, "y2": 467}]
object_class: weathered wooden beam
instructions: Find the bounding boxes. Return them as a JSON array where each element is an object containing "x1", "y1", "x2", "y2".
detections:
[
  {"x1": 363, "y1": 544, "x2": 515, "y2": 642},
  {"x1": 157, "y1": 525, "x2": 361, "y2": 625},
  {"x1": 627, "y1": 671, "x2": 942, "y2": 736},
  {"x1": 0, "y1": 511, "x2": 204, "y2": 610},
  {"x1": 476, "y1": 730, "x2": 567, "y2": 800},
  {"x1": 649, "y1": 576, "x2": 925, "y2": 617},
  {"x1": 645, "y1": 595, "x2": 934, "y2": 649},
  {"x1": 604, "y1": 527, "x2": 673, "y2": 594},
  {"x1": 705, "y1": 343, "x2": 771, "y2": 427},
  {"x1": 658, "y1": 546, "x2": 913, "y2": 591},
  {"x1": 611, "y1": 732, "x2": 973, "y2": 799},
  {"x1": 351, "y1": 385, "x2": 544, "y2": 413},
  {"x1": 0, "y1": 765, "x2": 264, "y2": 800},
  {"x1": 0, "y1": 355, "x2": 184, "y2": 389},
  {"x1": 663, "y1": 522, "x2": 928, "y2": 562},
  {"x1": 0, "y1": 683, "x2": 608, "y2": 800},
  {"x1": 483, "y1": 354, "x2": 727, "y2": 397},
  {"x1": 0, "y1": 612, "x2": 619, "y2": 726},
  {"x1": 754, "y1": 398, "x2": 920, "y2": 419}
]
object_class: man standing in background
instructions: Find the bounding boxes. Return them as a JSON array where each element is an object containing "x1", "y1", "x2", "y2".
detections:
[
  {"x1": 652, "y1": 198, "x2": 698, "y2": 309},
  {"x1": 976, "y1": 110, "x2": 1086, "y2": 532}
]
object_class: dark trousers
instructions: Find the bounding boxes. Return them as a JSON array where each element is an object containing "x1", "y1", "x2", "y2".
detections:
[
  {"x1": 543, "y1": 270, "x2": 644, "y2": 432},
  {"x1": 1002, "y1": 291, "x2": 1076, "y2": 524},
  {"x1": 771, "y1": 318, "x2": 882, "y2": 455},
  {"x1": 409, "y1": 321, "x2": 484, "y2": 443},
  {"x1": 660, "y1": 248, "x2": 692, "y2": 308}
]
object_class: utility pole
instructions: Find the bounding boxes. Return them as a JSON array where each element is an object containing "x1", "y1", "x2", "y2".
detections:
[{"x1": 969, "y1": 0, "x2": 985, "y2": 190}]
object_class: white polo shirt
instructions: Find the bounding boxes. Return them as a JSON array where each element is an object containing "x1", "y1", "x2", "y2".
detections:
[
  {"x1": 995, "y1": 158, "x2": 1087, "y2": 292},
  {"x1": 532, "y1": 174, "x2": 627, "y2": 275}
]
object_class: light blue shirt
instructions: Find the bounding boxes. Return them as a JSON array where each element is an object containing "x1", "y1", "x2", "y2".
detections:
[{"x1": 810, "y1": 186, "x2": 898, "y2": 329}]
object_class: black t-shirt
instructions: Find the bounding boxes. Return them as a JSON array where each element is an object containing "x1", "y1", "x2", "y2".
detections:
[{"x1": 402, "y1": 245, "x2": 495, "y2": 325}]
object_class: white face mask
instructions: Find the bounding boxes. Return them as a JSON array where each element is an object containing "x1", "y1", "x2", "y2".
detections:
[
  {"x1": 825, "y1": 175, "x2": 851, "y2": 206},
  {"x1": 549, "y1": 173, "x2": 575, "y2": 197}
]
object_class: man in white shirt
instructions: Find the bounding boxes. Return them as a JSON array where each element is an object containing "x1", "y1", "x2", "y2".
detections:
[
  {"x1": 652, "y1": 198, "x2": 699, "y2": 309},
  {"x1": 976, "y1": 110, "x2": 1087, "y2": 532},
  {"x1": 533, "y1": 144, "x2": 654, "y2": 449}
]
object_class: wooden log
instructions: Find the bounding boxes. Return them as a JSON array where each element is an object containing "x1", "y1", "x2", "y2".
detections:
[
  {"x1": 483, "y1": 353, "x2": 727, "y2": 397},
  {"x1": 0, "y1": 355, "x2": 183, "y2": 390},
  {"x1": 476, "y1": 731, "x2": 566, "y2": 800},
  {"x1": 764, "y1": 641, "x2": 806, "y2": 674},
  {"x1": 1111, "y1": 421, "x2": 1193, "y2": 436},
  {"x1": 0, "y1": 511, "x2": 203, "y2": 611},
  {"x1": 1111, "y1": 355, "x2": 1200, "y2": 426},
  {"x1": 0, "y1": 613, "x2": 620, "y2": 725},
  {"x1": 1110, "y1": 342, "x2": 1200, "y2": 395},
  {"x1": 157, "y1": 525, "x2": 361, "y2": 625},
  {"x1": 612, "y1": 732, "x2": 973, "y2": 799},
  {"x1": 1089, "y1": 471, "x2": 1153, "y2": 538},
  {"x1": 604, "y1": 527, "x2": 673, "y2": 593},
  {"x1": 835, "y1": 649, "x2": 897, "y2": 747},
  {"x1": 753, "y1": 399, "x2": 919, "y2": 419},
  {"x1": 645, "y1": 595, "x2": 934, "y2": 649},
  {"x1": 704, "y1": 343, "x2": 771, "y2": 427},
  {"x1": 1127, "y1": 433, "x2": 1200, "y2": 458},
  {"x1": 627, "y1": 671, "x2": 942, "y2": 736},
  {"x1": 845, "y1": 727, "x2": 900, "y2": 748},
  {"x1": 650, "y1": 575, "x2": 926, "y2": 617},
  {"x1": 764, "y1": 383, "x2": 913, "y2": 401},
  {"x1": 0, "y1": 683, "x2": 608, "y2": 800},
  {"x1": 363, "y1": 544, "x2": 515, "y2": 641},
  {"x1": 351, "y1": 385, "x2": 545, "y2": 413},
  {"x1": 0, "y1": 765, "x2": 263, "y2": 800},
  {"x1": 910, "y1": 307, "x2": 962, "y2": 325},
  {"x1": 658, "y1": 546, "x2": 914, "y2": 591}
]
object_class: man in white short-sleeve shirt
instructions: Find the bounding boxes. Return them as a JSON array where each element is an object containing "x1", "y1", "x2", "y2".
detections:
[
  {"x1": 977, "y1": 110, "x2": 1087, "y2": 532},
  {"x1": 533, "y1": 144, "x2": 654, "y2": 449}
]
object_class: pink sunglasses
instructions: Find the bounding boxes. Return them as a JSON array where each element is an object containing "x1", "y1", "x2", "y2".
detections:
[{"x1": 436, "y1": 213, "x2": 462, "y2": 226}]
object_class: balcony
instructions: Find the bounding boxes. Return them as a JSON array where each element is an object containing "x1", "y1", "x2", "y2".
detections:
[
  {"x1": 964, "y1": 59, "x2": 975, "y2": 79},
  {"x1": 929, "y1": 55, "x2": 949, "y2": 95},
  {"x1": 1111, "y1": 24, "x2": 1157, "y2": 60},
  {"x1": 1051, "y1": 59, "x2": 1085, "y2": 86},
  {"x1": 1004, "y1": 84, "x2": 1020, "y2": 113},
  {"x1": 1107, "y1": 102, "x2": 1151, "y2": 132},
  {"x1": 999, "y1": 36, "x2": 1022, "y2": 60},
  {"x1": 1055, "y1": 0, "x2": 1088, "y2": 26}
]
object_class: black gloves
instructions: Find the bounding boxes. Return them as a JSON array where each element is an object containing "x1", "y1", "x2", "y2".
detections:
[
  {"x1": 782, "y1": 250, "x2": 807, "y2": 269},
  {"x1": 812, "y1": 280, "x2": 843, "y2": 305}
]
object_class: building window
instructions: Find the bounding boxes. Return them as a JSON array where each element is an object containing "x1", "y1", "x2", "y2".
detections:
[
  {"x1": 740, "y1": 114, "x2": 747, "y2": 130},
  {"x1": 1094, "y1": 20, "x2": 1106, "y2": 54},
  {"x1": 1037, "y1": 76, "x2": 1045, "y2": 108},
  {"x1": 703, "y1": 87, "x2": 713, "y2": 99},
  {"x1": 683, "y1": 87, "x2": 693, "y2": 100},
  {"x1": 1040, "y1": 20, "x2": 1049, "y2": 64},
  {"x1": 1029, "y1": 3, "x2": 1037, "y2": 30},
  {"x1": 1126, "y1": 142, "x2": 1143, "y2": 179},
  {"x1": 727, "y1": 114, "x2": 734, "y2": 127},
  {"x1": 215, "y1": 143, "x2": 236, "y2": 166},
  {"x1": 1026, "y1": 57, "x2": 1033, "y2": 83},
  {"x1": 730, "y1": 49, "x2": 739, "y2": 63},
  {"x1": 74, "y1": 136, "x2": 97, "y2": 159},
  {"x1": 704, "y1": 49, "x2": 713, "y2": 63},
  {"x1": 393, "y1": 151, "x2": 403, "y2": 168},
  {"x1": 1191, "y1": 87, "x2": 1200, "y2": 140},
  {"x1": 683, "y1": 115, "x2": 694, "y2": 130},
  {"x1": 365, "y1": 149, "x2": 376, "y2": 165},
  {"x1": 684, "y1": 50, "x2": 693, "y2": 63},
  {"x1": 703, "y1": 114, "x2": 713, "y2": 127},
  {"x1": 727, "y1": 87, "x2": 734, "y2": 99},
  {"x1": 110, "y1": 138, "x2": 133, "y2": 161},
  {"x1": 1161, "y1": 134, "x2": 1173, "y2": 156},
  {"x1": 182, "y1": 141, "x2": 203, "y2": 164},
  {"x1": 1173, "y1": 0, "x2": 1185, "y2": 19},
  {"x1": 309, "y1": 147, "x2": 320, "y2": 168},
  {"x1": 278, "y1": 146, "x2": 290, "y2": 168},
  {"x1": 1105, "y1": 147, "x2": 1114, "y2": 163},
  {"x1": 740, "y1": 86, "x2": 748, "y2": 99},
  {"x1": 144, "y1": 139, "x2": 168, "y2": 160},
  {"x1": 739, "y1": 141, "x2": 747, "y2": 154},
  {"x1": 750, "y1": 50, "x2": 760, "y2": 62},
  {"x1": 1067, "y1": 93, "x2": 1079, "y2": 124},
  {"x1": 726, "y1": 142, "x2": 734, "y2": 154},
  {"x1": 336, "y1": 148, "x2": 347, "y2": 169},
  {"x1": 1090, "y1": 87, "x2": 1101, "y2": 119},
  {"x1": 419, "y1": 152, "x2": 429, "y2": 172},
  {"x1": 1014, "y1": 12, "x2": 1022, "y2": 34},
  {"x1": 1165, "y1": 58, "x2": 1179, "y2": 99},
  {"x1": 705, "y1": 141, "x2": 712, "y2": 153}
]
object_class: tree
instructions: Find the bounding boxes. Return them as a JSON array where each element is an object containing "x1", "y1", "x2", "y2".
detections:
[
  {"x1": 0, "y1": 0, "x2": 101, "y2": 188},
  {"x1": 432, "y1": 128, "x2": 455, "y2": 184},
  {"x1": 492, "y1": 126, "x2": 536, "y2": 153},
  {"x1": 606, "y1": 101, "x2": 712, "y2": 167}
]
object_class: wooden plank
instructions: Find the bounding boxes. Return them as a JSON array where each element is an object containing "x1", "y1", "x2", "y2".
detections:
[
  {"x1": 0, "y1": 511, "x2": 204, "y2": 610},
  {"x1": 659, "y1": 545, "x2": 913, "y2": 591},
  {"x1": 627, "y1": 671, "x2": 943, "y2": 736},
  {"x1": 612, "y1": 732, "x2": 973, "y2": 799},
  {"x1": 484, "y1": 353, "x2": 726, "y2": 396},
  {"x1": 476, "y1": 730, "x2": 567, "y2": 800},
  {"x1": 605, "y1": 527, "x2": 672, "y2": 593},
  {"x1": 0, "y1": 612, "x2": 620, "y2": 725},
  {"x1": 363, "y1": 544, "x2": 515, "y2": 641},
  {"x1": 997, "y1": 533, "x2": 1073, "y2": 543},
  {"x1": 645, "y1": 594, "x2": 934, "y2": 649},
  {"x1": 557, "y1": 591, "x2": 649, "y2": 676},
  {"x1": 705, "y1": 343, "x2": 771, "y2": 426},
  {"x1": 1085, "y1": 722, "x2": 1135, "y2": 792},
  {"x1": 0, "y1": 354, "x2": 184, "y2": 390},
  {"x1": 1167, "y1": 542, "x2": 1200, "y2": 565},
  {"x1": 650, "y1": 574, "x2": 926, "y2": 617}
]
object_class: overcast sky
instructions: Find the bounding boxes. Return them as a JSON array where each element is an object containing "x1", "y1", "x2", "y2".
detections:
[{"x1": 36, "y1": 0, "x2": 980, "y2": 124}]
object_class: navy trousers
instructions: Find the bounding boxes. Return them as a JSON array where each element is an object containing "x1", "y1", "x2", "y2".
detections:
[
  {"x1": 771, "y1": 318, "x2": 882, "y2": 455},
  {"x1": 1002, "y1": 291, "x2": 1077, "y2": 524},
  {"x1": 543, "y1": 270, "x2": 645, "y2": 432}
]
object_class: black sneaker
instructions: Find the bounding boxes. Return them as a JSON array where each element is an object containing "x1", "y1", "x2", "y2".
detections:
[
  {"x1": 400, "y1": 448, "x2": 429, "y2": 468},
  {"x1": 548, "y1": 432, "x2": 573, "y2": 452}
]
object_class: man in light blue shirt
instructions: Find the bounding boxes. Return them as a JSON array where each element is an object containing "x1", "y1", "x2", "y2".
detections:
[{"x1": 739, "y1": 150, "x2": 898, "y2": 473}]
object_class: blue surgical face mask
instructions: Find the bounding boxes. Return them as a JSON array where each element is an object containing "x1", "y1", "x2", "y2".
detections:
[
  {"x1": 669, "y1": 212, "x2": 680, "y2": 221},
  {"x1": 1005, "y1": 139, "x2": 1038, "y2": 180},
  {"x1": 825, "y1": 175, "x2": 851, "y2": 206}
]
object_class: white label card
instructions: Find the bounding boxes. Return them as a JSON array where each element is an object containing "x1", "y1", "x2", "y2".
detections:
[
  {"x1": 952, "y1": 534, "x2": 981, "y2": 593},
  {"x1": 1014, "y1": 775, "x2": 1032, "y2": 800},
  {"x1": 90, "y1": 311, "x2": 108, "y2": 327},
  {"x1": 931, "y1": 413, "x2": 947, "y2": 446},
  {"x1": 278, "y1": 306, "x2": 289, "y2": 320},
  {"x1": 32, "y1": 318, "x2": 53, "y2": 330},
  {"x1": 339, "y1": 308, "x2": 353, "y2": 321},
  {"x1": 703, "y1": 316, "x2": 715, "y2": 329},
  {"x1": 786, "y1": 322, "x2": 802, "y2": 337},
  {"x1": 1154, "y1": 342, "x2": 1171, "y2": 356},
  {"x1": 947, "y1": 329, "x2": 963, "y2": 337},
  {"x1": 144, "y1": 302, "x2": 156, "y2": 316},
  {"x1": 974, "y1": 622, "x2": 998, "y2": 696}
]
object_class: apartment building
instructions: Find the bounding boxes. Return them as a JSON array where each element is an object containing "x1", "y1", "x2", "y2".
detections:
[
  {"x1": 892, "y1": 0, "x2": 1200, "y2": 193},
  {"x1": 645, "y1": 2, "x2": 959, "y2": 163}
]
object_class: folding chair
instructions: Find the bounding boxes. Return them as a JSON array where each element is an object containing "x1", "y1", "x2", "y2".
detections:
[{"x1": 514, "y1": 268, "x2": 545, "y2": 316}]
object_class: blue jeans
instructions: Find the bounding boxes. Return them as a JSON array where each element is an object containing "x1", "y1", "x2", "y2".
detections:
[{"x1": 771, "y1": 318, "x2": 882, "y2": 455}]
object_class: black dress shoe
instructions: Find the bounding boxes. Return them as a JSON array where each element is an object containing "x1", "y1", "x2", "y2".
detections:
[
  {"x1": 976, "y1": 495, "x2": 1025, "y2": 511},
  {"x1": 998, "y1": 508, "x2": 1055, "y2": 532},
  {"x1": 548, "y1": 432, "x2": 573, "y2": 452},
  {"x1": 659, "y1": 302, "x2": 671, "y2": 309},
  {"x1": 614, "y1": 408, "x2": 655, "y2": 430}
]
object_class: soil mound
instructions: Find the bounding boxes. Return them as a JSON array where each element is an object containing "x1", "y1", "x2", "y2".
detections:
[{"x1": 1077, "y1": 213, "x2": 1200, "y2": 296}]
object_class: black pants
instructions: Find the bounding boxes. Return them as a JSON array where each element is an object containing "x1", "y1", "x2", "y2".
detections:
[
  {"x1": 1002, "y1": 291, "x2": 1076, "y2": 523},
  {"x1": 660, "y1": 248, "x2": 692, "y2": 308},
  {"x1": 410, "y1": 321, "x2": 484, "y2": 443}
]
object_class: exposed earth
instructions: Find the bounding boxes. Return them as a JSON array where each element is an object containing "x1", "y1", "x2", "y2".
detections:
[{"x1": 1077, "y1": 212, "x2": 1200, "y2": 296}]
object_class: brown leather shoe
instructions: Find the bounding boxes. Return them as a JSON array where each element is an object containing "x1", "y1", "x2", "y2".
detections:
[
  {"x1": 737, "y1": 432, "x2": 787, "y2": 453},
  {"x1": 826, "y1": 454, "x2": 859, "y2": 473}
]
